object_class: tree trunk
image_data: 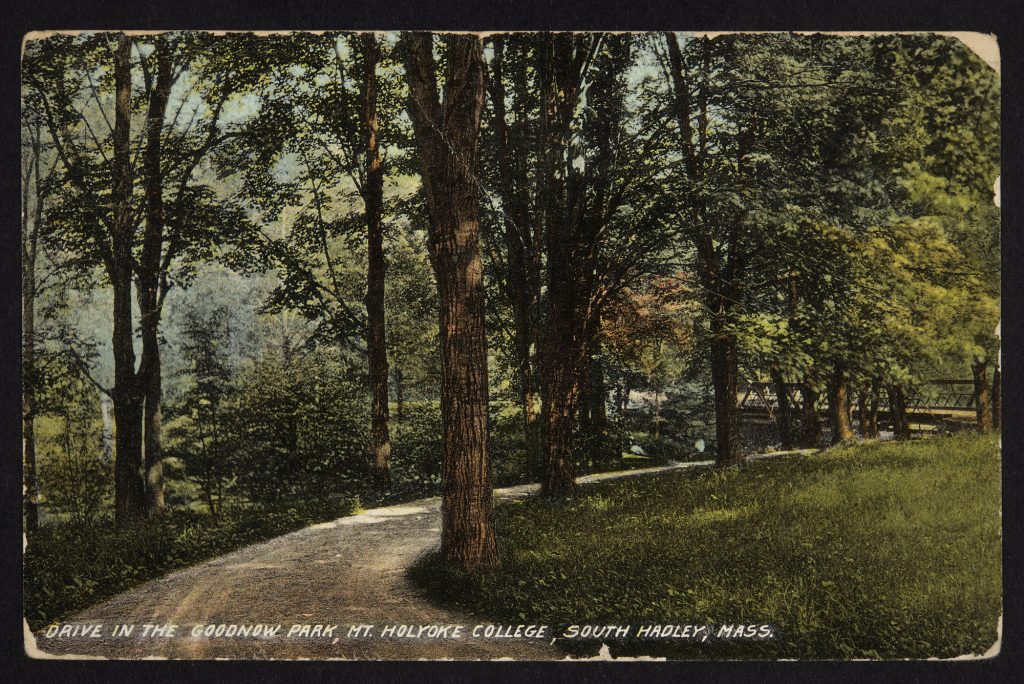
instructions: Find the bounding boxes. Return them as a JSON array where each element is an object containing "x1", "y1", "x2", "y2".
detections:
[
  {"x1": 827, "y1": 366, "x2": 854, "y2": 444},
  {"x1": 138, "y1": 37, "x2": 174, "y2": 516},
  {"x1": 111, "y1": 34, "x2": 146, "y2": 528},
  {"x1": 666, "y1": 33, "x2": 745, "y2": 467},
  {"x1": 798, "y1": 380, "x2": 821, "y2": 448},
  {"x1": 972, "y1": 358, "x2": 993, "y2": 432},
  {"x1": 142, "y1": 363, "x2": 164, "y2": 513},
  {"x1": 535, "y1": 34, "x2": 604, "y2": 495},
  {"x1": 992, "y1": 364, "x2": 1001, "y2": 430},
  {"x1": 857, "y1": 390, "x2": 867, "y2": 438},
  {"x1": 22, "y1": 130, "x2": 41, "y2": 534},
  {"x1": 710, "y1": 321, "x2": 743, "y2": 465},
  {"x1": 771, "y1": 364, "x2": 793, "y2": 449},
  {"x1": 403, "y1": 32, "x2": 497, "y2": 572},
  {"x1": 888, "y1": 384, "x2": 911, "y2": 440},
  {"x1": 541, "y1": 365, "x2": 580, "y2": 495},
  {"x1": 866, "y1": 377, "x2": 880, "y2": 438},
  {"x1": 360, "y1": 33, "x2": 392, "y2": 492},
  {"x1": 486, "y1": 36, "x2": 542, "y2": 482}
]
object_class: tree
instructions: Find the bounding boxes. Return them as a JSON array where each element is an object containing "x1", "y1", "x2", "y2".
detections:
[
  {"x1": 224, "y1": 33, "x2": 412, "y2": 490},
  {"x1": 24, "y1": 32, "x2": 254, "y2": 525},
  {"x1": 402, "y1": 31, "x2": 497, "y2": 572},
  {"x1": 482, "y1": 35, "x2": 543, "y2": 479},
  {"x1": 481, "y1": 33, "x2": 677, "y2": 494}
]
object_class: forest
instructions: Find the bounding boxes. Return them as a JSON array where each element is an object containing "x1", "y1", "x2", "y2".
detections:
[{"x1": 21, "y1": 31, "x2": 999, "y2": 642}]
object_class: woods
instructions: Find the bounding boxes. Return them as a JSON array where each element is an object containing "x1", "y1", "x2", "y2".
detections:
[{"x1": 22, "y1": 30, "x2": 999, "y2": 584}]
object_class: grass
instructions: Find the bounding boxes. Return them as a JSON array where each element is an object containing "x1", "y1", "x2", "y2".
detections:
[
  {"x1": 410, "y1": 433, "x2": 1002, "y2": 659},
  {"x1": 24, "y1": 496, "x2": 357, "y2": 631}
]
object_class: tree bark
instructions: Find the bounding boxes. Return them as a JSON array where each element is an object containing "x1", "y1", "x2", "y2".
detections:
[
  {"x1": 403, "y1": 32, "x2": 497, "y2": 572},
  {"x1": 798, "y1": 380, "x2": 821, "y2": 448},
  {"x1": 360, "y1": 33, "x2": 392, "y2": 492},
  {"x1": 111, "y1": 35, "x2": 147, "y2": 528},
  {"x1": 771, "y1": 364, "x2": 794, "y2": 449},
  {"x1": 888, "y1": 384, "x2": 912, "y2": 440},
  {"x1": 710, "y1": 319, "x2": 743, "y2": 465},
  {"x1": 138, "y1": 37, "x2": 174, "y2": 516},
  {"x1": 536, "y1": 34, "x2": 589, "y2": 496},
  {"x1": 826, "y1": 366, "x2": 854, "y2": 444},
  {"x1": 972, "y1": 358, "x2": 993, "y2": 432}
]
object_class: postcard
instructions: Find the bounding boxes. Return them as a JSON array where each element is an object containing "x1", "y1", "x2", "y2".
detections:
[{"x1": 20, "y1": 29, "x2": 1000, "y2": 660}]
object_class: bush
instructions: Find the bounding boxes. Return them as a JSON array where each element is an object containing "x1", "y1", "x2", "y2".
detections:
[
  {"x1": 219, "y1": 352, "x2": 370, "y2": 503},
  {"x1": 387, "y1": 402, "x2": 444, "y2": 500},
  {"x1": 37, "y1": 411, "x2": 111, "y2": 528}
]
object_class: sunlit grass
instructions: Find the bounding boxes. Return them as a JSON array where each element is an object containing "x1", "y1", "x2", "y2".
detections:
[{"x1": 411, "y1": 434, "x2": 1002, "y2": 659}]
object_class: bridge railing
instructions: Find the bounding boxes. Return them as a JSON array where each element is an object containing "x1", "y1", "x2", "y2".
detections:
[{"x1": 737, "y1": 380, "x2": 976, "y2": 420}]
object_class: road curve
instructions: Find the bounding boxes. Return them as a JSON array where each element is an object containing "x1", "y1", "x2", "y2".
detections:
[{"x1": 28, "y1": 455, "x2": 805, "y2": 660}]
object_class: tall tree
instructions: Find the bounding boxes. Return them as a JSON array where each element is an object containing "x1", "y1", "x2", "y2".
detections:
[
  {"x1": 25, "y1": 32, "x2": 253, "y2": 524},
  {"x1": 402, "y1": 31, "x2": 497, "y2": 571},
  {"x1": 359, "y1": 33, "x2": 392, "y2": 489},
  {"x1": 483, "y1": 35, "x2": 543, "y2": 478}
]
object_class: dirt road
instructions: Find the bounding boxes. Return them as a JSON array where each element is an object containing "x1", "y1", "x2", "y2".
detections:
[{"x1": 29, "y1": 458, "x2": 784, "y2": 660}]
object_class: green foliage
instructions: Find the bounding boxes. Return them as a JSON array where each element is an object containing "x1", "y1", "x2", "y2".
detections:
[
  {"x1": 412, "y1": 434, "x2": 1001, "y2": 659},
  {"x1": 37, "y1": 416, "x2": 111, "y2": 528},
  {"x1": 219, "y1": 351, "x2": 370, "y2": 503},
  {"x1": 386, "y1": 403, "x2": 443, "y2": 499}
]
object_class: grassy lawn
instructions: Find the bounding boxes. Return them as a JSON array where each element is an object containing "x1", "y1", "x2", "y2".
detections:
[{"x1": 411, "y1": 434, "x2": 1002, "y2": 659}]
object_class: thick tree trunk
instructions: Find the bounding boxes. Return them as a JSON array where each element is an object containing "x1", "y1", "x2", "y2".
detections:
[
  {"x1": 972, "y1": 359, "x2": 993, "y2": 432},
  {"x1": 798, "y1": 380, "x2": 821, "y2": 448},
  {"x1": 541, "y1": 365, "x2": 580, "y2": 495},
  {"x1": 404, "y1": 32, "x2": 497, "y2": 572},
  {"x1": 827, "y1": 366, "x2": 854, "y2": 444},
  {"x1": 992, "y1": 364, "x2": 1001, "y2": 430},
  {"x1": 535, "y1": 35, "x2": 589, "y2": 497},
  {"x1": 360, "y1": 34, "x2": 392, "y2": 492},
  {"x1": 710, "y1": 321, "x2": 743, "y2": 465},
  {"x1": 771, "y1": 364, "x2": 793, "y2": 449},
  {"x1": 112, "y1": 35, "x2": 146, "y2": 528},
  {"x1": 888, "y1": 384, "x2": 912, "y2": 440}
]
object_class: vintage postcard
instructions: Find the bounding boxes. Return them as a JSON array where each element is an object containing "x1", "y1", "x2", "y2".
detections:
[{"x1": 20, "y1": 30, "x2": 1000, "y2": 660}]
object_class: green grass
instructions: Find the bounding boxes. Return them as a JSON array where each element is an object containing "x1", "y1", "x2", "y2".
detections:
[
  {"x1": 24, "y1": 496, "x2": 357, "y2": 631},
  {"x1": 411, "y1": 434, "x2": 1002, "y2": 659}
]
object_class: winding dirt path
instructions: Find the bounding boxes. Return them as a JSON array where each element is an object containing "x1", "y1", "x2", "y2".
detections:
[{"x1": 28, "y1": 456, "x2": 805, "y2": 660}]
